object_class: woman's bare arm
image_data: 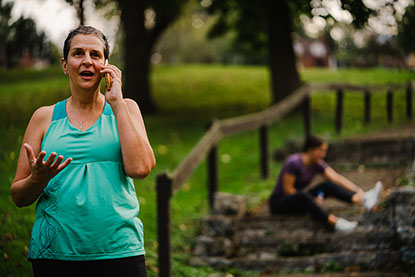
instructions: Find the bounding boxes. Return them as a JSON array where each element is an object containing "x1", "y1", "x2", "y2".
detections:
[
  {"x1": 282, "y1": 173, "x2": 297, "y2": 195},
  {"x1": 324, "y1": 167, "x2": 364, "y2": 196},
  {"x1": 101, "y1": 63, "x2": 155, "y2": 179},
  {"x1": 11, "y1": 106, "x2": 72, "y2": 207},
  {"x1": 111, "y1": 99, "x2": 155, "y2": 179}
]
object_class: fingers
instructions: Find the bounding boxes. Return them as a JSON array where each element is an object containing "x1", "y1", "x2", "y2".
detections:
[
  {"x1": 57, "y1": 157, "x2": 72, "y2": 172},
  {"x1": 24, "y1": 143, "x2": 36, "y2": 163},
  {"x1": 45, "y1": 152, "x2": 57, "y2": 167},
  {"x1": 101, "y1": 65, "x2": 122, "y2": 97},
  {"x1": 47, "y1": 154, "x2": 72, "y2": 172},
  {"x1": 24, "y1": 143, "x2": 72, "y2": 178},
  {"x1": 35, "y1": 151, "x2": 47, "y2": 167},
  {"x1": 51, "y1": 155, "x2": 63, "y2": 169},
  {"x1": 100, "y1": 64, "x2": 122, "y2": 81}
]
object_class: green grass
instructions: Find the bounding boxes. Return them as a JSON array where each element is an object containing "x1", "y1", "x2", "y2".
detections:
[
  {"x1": 152, "y1": 64, "x2": 270, "y2": 118},
  {"x1": 0, "y1": 65, "x2": 413, "y2": 276}
]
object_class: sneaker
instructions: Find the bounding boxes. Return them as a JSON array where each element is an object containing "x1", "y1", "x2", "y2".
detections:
[
  {"x1": 363, "y1": 181, "x2": 383, "y2": 211},
  {"x1": 335, "y1": 217, "x2": 358, "y2": 233}
]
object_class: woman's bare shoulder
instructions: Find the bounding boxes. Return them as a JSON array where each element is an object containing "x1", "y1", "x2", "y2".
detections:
[
  {"x1": 124, "y1": 98, "x2": 142, "y2": 115},
  {"x1": 21, "y1": 104, "x2": 56, "y2": 151},
  {"x1": 25, "y1": 105, "x2": 56, "y2": 136},
  {"x1": 31, "y1": 105, "x2": 54, "y2": 123},
  {"x1": 124, "y1": 98, "x2": 139, "y2": 109}
]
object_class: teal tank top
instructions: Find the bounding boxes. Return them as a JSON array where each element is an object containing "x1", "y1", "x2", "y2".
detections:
[{"x1": 28, "y1": 99, "x2": 145, "y2": 261}]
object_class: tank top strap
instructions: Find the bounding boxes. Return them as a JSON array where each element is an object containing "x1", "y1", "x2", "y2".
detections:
[
  {"x1": 102, "y1": 101, "x2": 114, "y2": 116},
  {"x1": 52, "y1": 99, "x2": 68, "y2": 122}
]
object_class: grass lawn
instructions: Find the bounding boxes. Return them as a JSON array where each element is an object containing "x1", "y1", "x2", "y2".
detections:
[{"x1": 0, "y1": 65, "x2": 413, "y2": 276}]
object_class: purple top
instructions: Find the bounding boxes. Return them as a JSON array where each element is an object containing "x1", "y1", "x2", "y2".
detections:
[{"x1": 273, "y1": 153, "x2": 328, "y2": 195}]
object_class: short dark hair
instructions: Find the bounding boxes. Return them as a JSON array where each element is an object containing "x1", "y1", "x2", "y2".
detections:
[
  {"x1": 303, "y1": 135, "x2": 326, "y2": 152},
  {"x1": 63, "y1": 25, "x2": 109, "y2": 61}
]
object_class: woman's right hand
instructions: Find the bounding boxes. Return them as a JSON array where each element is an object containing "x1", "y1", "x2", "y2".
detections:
[
  {"x1": 24, "y1": 143, "x2": 72, "y2": 185},
  {"x1": 314, "y1": 195, "x2": 324, "y2": 206}
]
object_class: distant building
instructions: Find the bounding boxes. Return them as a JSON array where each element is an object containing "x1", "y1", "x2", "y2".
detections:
[
  {"x1": 294, "y1": 36, "x2": 336, "y2": 69},
  {"x1": 405, "y1": 53, "x2": 415, "y2": 70},
  {"x1": 0, "y1": 48, "x2": 50, "y2": 69}
]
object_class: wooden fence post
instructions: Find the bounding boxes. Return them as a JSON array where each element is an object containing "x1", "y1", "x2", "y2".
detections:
[
  {"x1": 207, "y1": 145, "x2": 218, "y2": 211},
  {"x1": 364, "y1": 90, "x2": 371, "y2": 125},
  {"x1": 303, "y1": 95, "x2": 311, "y2": 137},
  {"x1": 156, "y1": 173, "x2": 173, "y2": 277},
  {"x1": 259, "y1": 125, "x2": 269, "y2": 179},
  {"x1": 335, "y1": 89, "x2": 344, "y2": 134},
  {"x1": 387, "y1": 90, "x2": 393, "y2": 123},
  {"x1": 407, "y1": 82, "x2": 413, "y2": 120}
]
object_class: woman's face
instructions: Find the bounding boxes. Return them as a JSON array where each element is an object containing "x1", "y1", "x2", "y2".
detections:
[
  {"x1": 309, "y1": 142, "x2": 328, "y2": 163},
  {"x1": 62, "y1": 34, "x2": 106, "y2": 90}
]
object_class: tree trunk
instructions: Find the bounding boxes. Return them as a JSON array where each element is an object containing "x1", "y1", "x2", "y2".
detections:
[
  {"x1": 119, "y1": 0, "x2": 157, "y2": 113},
  {"x1": 77, "y1": 0, "x2": 85, "y2": 25},
  {"x1": 264, "y1": 0, "x2": 301, "y2": 104},
  {"x1": 6, "y1": 42, "x2": 13, "y2": 69}
]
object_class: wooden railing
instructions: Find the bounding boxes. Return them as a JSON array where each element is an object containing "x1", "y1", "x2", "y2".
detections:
[{"x1": 155, "y1": 81, "x2": 414, "y2": 276}]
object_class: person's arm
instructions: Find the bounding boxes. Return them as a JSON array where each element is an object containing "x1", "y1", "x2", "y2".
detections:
[
  {"x1": 284, "y1": 171, "x2": 325, "y2": 205},
  {"x1": 282, "y1": 173, "x2": 297, "y2": 195},
  {"x1": 10, "y1": 106, "x2": 72, "y2": 207},
  {"x1": 102, "y1": 64, "x2": 156, "y2": 179},
  {"x1": 324, "y1": 167, "x2": 364, "y2": 196}
]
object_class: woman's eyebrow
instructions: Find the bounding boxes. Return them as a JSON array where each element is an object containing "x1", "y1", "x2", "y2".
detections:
[
  {"x1": 71, "y1": 47, "x2": 102, "y2": 53},
  {"x1": 91, "y1": 49, "x2": 102, "y2": 54}
]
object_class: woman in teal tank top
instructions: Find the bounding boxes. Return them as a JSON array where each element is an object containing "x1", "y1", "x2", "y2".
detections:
[{"x1": 11, "y1": 26, "x2": 155, "y2": 276}]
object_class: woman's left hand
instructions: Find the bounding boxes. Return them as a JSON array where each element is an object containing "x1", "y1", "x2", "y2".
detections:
[
  {"x1": 100, "y1": 63, "x2": 123, "y2": 107},
  {"x1": 354, "y1": 187, "x2": 365, "y2": 198}
]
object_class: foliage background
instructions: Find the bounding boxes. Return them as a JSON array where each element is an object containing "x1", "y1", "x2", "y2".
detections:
[{"x1": 0, "y1": 65, "x2": 413, "y2": 276}]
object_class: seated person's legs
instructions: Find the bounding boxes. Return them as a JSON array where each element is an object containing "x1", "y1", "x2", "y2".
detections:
[
  {"x1": 309, "y1": 181, "x2": 355, "y2": 203},
  {"x1": 270, "y1": 192, "x2": 329, "y2": 223}
]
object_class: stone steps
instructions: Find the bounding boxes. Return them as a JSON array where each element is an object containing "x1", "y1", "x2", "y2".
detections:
[
  {"x1": 191, "y1": 188, "x2": 415, "y2": 274},
  {"x1": 234, "y1": 215, "x2": 325, "y2": 231},
  {"x1": 194, "y1": 214, "x2": 397, "y2": 259},
  {"x1": 234, "y1": 225, "x2": 396, "y2": 257},
  {"x1": 191, "y1": 250, "x2": 402, "y2": 273},
  {"x1": 191, "y1": 127, "x2": 415, "y2": 274}
]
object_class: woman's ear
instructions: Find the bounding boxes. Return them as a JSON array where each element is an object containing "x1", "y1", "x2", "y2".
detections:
[{"x1": 61, "y1": 58, "x2": 68, "y2": 75}]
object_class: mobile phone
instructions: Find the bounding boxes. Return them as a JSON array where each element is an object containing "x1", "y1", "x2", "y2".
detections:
[{"x1": 105, "y1": 59, "x2": 112, "y2": 91}]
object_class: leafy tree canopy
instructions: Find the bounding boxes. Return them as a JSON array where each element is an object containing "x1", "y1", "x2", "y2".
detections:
[
  {"x1": 0, "y1": 0, "x2": 53, "y2": 68},
  {"x1": 398, "y1": 3, "x2": 415, "y2": 53},
  {"x1": 204, "y1": 0, "x2": 384, "y2": 63}
]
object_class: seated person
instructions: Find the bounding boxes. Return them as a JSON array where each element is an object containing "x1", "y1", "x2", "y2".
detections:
[{"x1": 269, "y1": 135, "x2": 382, "y2": 232}]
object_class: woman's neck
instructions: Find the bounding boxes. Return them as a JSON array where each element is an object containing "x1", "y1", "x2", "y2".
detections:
[
  {"x1": 69, "y1": 87, "x2": 104, "y2": 108},
  {"x1": 68, "y1": 92, "x2": 104, "y2": 113},
  {"x1": 69, "y1": 80, "x2": 103, "y2": 105},
  {"x1": 67, "y1": 93, "x2": 105, "y2": 131}
]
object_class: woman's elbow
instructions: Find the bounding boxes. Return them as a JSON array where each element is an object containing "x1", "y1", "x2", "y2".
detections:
[
  {"x1": 127, "y1": 168, "x2": 151, "y2": 180},
  {"x1": 13, "y1": 200, "x2": 28, "y2": 208},
  {"x1": 126, "y1": 157, "x2": 156, "y2": 179},
  {"x1": 10, "y1": 188, "x2": 29, "y2": 208}
]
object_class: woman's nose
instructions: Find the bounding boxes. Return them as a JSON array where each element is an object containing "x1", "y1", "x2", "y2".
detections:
[{"x1": 82, "y1": 54, "x2": 92, "y2": 66}]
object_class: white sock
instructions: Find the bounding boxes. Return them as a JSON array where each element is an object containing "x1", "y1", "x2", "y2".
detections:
[
  {"x1": 335, "y1": 217, "x2": 358, "y2": 233},
  {"x1": 363, "y1": 181, "x2": 383, "y2": 211}
]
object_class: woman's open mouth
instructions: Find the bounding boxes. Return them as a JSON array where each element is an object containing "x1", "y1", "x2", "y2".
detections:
[{"x1": 80, "y1": 70, "x2": 95, "y2": 79}]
